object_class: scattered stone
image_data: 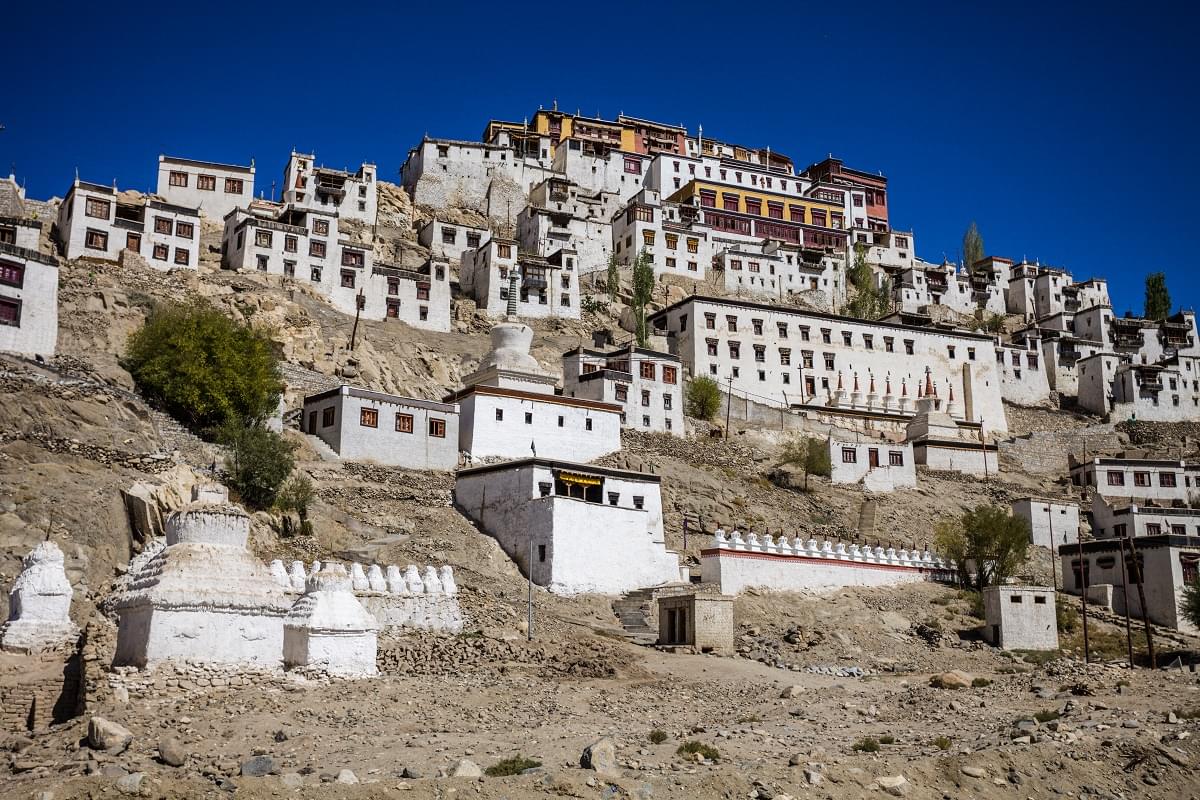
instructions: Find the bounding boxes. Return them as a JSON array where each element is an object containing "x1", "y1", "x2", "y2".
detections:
[
  {"x1": 780, "y1": 686, "x2": 803, "y2": 699},
  {"x1": 788, "y1": 753, "x2": 804, "y2": 766},
  {"x1": 581, "y1": 738, "x2": 617, "y2": 773},
  {"x1": 961, "y1": 765, "x2": 988, "y2": 779},
  {"x1": 930, "y1": 671, "x2": 973, "y2": 689},
  {"x1": 877, "y1": 775, "x2": 909, "y2": 796},
  {"x1": 279, "y1": 773, "x2": 304, "y2": 789},
  {"x1": 335, "y1": 769, "x2": 359, "y2": 784},
  {"x1": 450, "y1": 760, "x2": 481, "y2": 778},
  {"x1": 87, "y1": 717, "x2": 133, "y2": 754},
  {"x1": 804, "y1": 768, "x2": 822, "y2": 786},
  {"x1": 115, "y1": 772, "x2": 144, "y2": 795},
  {"x1": 401, "y1": 766, "x2": 423, "y2": 779},
  {"x1": 240, "y1": 755, "x2": 276, "y2": 777},
  {"x1": 157, "y1": 737, "x2": 186, "y2": 767}
]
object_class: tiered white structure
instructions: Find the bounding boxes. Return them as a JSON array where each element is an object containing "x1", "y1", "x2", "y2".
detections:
[
  {"x1": 283, "y1": 564, "x2": 380, "y2": 676},
  {"x1": 270, "y1": 560, "x2": 463, "y2": 633},
  {"x1": 700, "y1": 528, "x2": 948, "y2": 595},
  {"x1": 1, "y1": 541, "x2": 78, "y2": 653},
  {"x1": 113, "y1": 485, "x2": 292, "y2": 668}
]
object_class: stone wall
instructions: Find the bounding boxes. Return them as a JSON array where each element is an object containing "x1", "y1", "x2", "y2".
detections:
[
  {"x1": 998, "y1": 422, "x2": 1120, "y2": 475},
  {"x1": 0, "y1": 649, "x2": 83, "y2": 732}
]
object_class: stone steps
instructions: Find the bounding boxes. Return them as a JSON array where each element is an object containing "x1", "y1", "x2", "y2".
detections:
[{"x1": 303, "y1": 433, "x2": 341, "y2": 463}]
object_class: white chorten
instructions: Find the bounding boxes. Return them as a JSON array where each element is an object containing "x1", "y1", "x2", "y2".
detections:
[
  {"x1": 112, "y1": 484, "x2": 291, "y2": 668},
  {"x1": 283, "y1": 563, "x2": 380, "y2": 676},
  {"x1": 460, "y1": 307, "x2": 557, "y2": 394},
  {"x1": 1, "y1": 541, "x2": 78, "y2": 653}
]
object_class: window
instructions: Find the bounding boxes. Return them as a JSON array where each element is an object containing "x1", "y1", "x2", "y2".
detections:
[
  {"x1": 823, "y1": 354, "x2": 835, "y2": 370},
  {"x1": 556, "y1": 415, "x2": 564, "y2": 428},
  {"x1": 313, "y1": 219, "x2": 329, "y2": 236},
  {"x1": 842, "y1": 332, "x2": 852, "y2": 346},
  {"x1": 663, "y1": 366, "x2": 677, "y2": 384},
  {"x1": 429, "y1": 418, "x2": 446, "y2": 438},
  {"x1": 624, "y1": 158, "x2": 642, "y2": 175},
  {"x1": 256, "y1": 254, "x2": 268, "y2": 271},
  {"x1": 441, "y1": 227, "x2": 456, "y2": 245},
  {"x1": 1160, "y1": 472, "x2": 1177, "y2": 487},
  {"x1": 585, "y1": 418, "x2": 593, "y2": 431},
  {"x1": 904, "y1": 340, "x2": 914, "y2": 355},
  {"x1": 85, "y1": 197, "x2": 110, "y2": 219},
  {"x1": 386, "y1": 299, "x2": 400, "y2": 318},
  {"x1": 1107, "y1": 471, "x2": 1125, "y2": 486},
  {"x1": 799, "y1": 326, "x2": 810, "y2": 342},
  {"x1": 173, "y1": 248, "x2": 189, "y2": 265},
  {"x1": 255, "y1": 229, "x2": 272, "y2": 247},
  {"x1": 225, "y1": 178, "x2": 244, "y2": 194},
  {"x1": 722, "y1": 193, "x2": 739, "y2": 212},
  {"x1": 642, "y1": 230, "x2": 655, "y2": 247},
  {"x1": 753, "y1": 345, "x2": 766, "y2": 362},
  {"x1": 767, "y1": 202, "x2": 783, "y2": 220},
  {"x1": 641, "y1": 389, "x2": 651, "y2": 407},
  {"x1": 728, "y1": 342, "x2": 741, "y2": 359},
  {"x1": 608, "y1": 492, "x2": 619, "y2": 506},
  {"x1": 1145, "y1": 523, "x2": 1161, "y2": 536},
  {"x1": 730, "y1": 259, "x2": 742, "y2": 271},
  {"x1": 726, "y1": 315, "x2": 737, "y2": 332},
  {"x1": 687, "y1": 238, "x2": 699, "y2": 254},
  {"x1": 842, "y1": 448, "x2": 857, "y2": 463},
  {"x1": 310, "y1": 241, "x2": 326, "y2": 258},
  {"x1": 0, "y1": 297, "x2": 20, "y2": 327},
  {"x1": 884, "y1": 337, "x2": 894, "y2": 353},
  {"x1": 780, "y1": 348, "x2": 791, "y2": 365},
  {"x1": 396, "y1": 413, "x2": 414, "y2": 433},
  {"x1": 704, "y1": 313, "x2": 716, "y2": 330},
  {"x1": 197, "y1": 174, "x2": 216, "y2": 191},
  {"x1": 615, "y1": 384, "x2": 628, "y2": 402},
  {"x1": 706, "y1": 338, "x2": 718, "y2": 356},
  {"x1": 663, "y1": 393, "x2": 673, "y2": 410},
  {"x1": 863, "y1": 335, "x2": 873, "y2": 350},
  {"x1": 466, "y1": 232, "x2": 480, "y2": 248},
  {"x1": 665, "y1": 234, "x2": 678, "y2": 250},
  {"x1": 947, "y1": 346, "x2": 956, "y2": 359},
  {"x1": 360, "y1": 408, "x2": 379, "y2": 428},
  {"x1": 497, "y1": 243, "x2": 512, "y2": 258},
  {"x1": 538, "y1": 482, "x2": 551, "y2": 498},
  {"x1": 1009, "y1": 595, "x2": 1023, "y2": 604},
  {"x1": 967, "y1": 347, "x2": 975, "y2": 361},
  {"x1": 284, "y1": 235, "x2": 297, "y2": 253},
  {"x1": 153, "y1": 243, "x2": 168, "y2": 260},
  {"x1": 1134, "y1": 472, "x2": 1150, "y2": 487},
  {"x1": 155, "y1": 217, "x2": 173, "y2": 235},
  {"x1": 416, "y1": 283, "x2": 430, "y2": 301},
  {"x1": 640, "y1": 361, "x2": 656, "y2": 380},
  {"x1": 0, "y1": 260, "x2": 24, "y2": 289},
  {"x1": 340, "y1": 270, "x2": 355, "y2": 289},
  {"x1": 342, "y1": 249, "x2": 365, "y2": 268},
  {"x1": 632, "y1": 496, "x2": 645, "y2": 510},
  {"x1": 311, "y1": 267, "x2": 322, "y2": 282},
  {"x1": 524, "y1": 412, "x2": 533, "y2": 424},
  {"x1": 745, "y1": 198, "x2": 761, "y2": 216},
  {"x1": 889, "y1": 451, "x2": 904, "y2": 466},
  {"x1": 1172, "y1": 524, "x2": 1187, "y2": 536},
  {"x1": 169, "y1": 171, "x2": 188, "y2": 187},
  {"x1": 752, "y1": 319, "x2": 763, "y2": 335}
]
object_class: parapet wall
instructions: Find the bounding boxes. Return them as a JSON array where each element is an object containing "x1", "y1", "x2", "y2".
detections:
[
  {"x1": 700, "y1": 529, "x2": 949, "y2": 595},
  {"x1": 270, "y1": 560, "x2": 463, "y2": 634}
]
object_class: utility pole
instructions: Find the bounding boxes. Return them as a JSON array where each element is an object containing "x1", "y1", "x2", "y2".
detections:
[
  {"x1": 724, "y1": 374, "x2": 733, "y2": 440},
  {"x1": 1075, "y1": 531, "x2": 1090, "y2": 664},
  {"x1": 527, "y1": 536, "x2": 534, "y2": 642},
  {"x1": 348, "y1": 289, "x2": 365, "y2": 351},
  {"x1": 1046, "y1": 501, "x2": 1057, "y2": 591},
  {"x1": 1117, "y1": 535, "x2": 1136, "y2": 668},
  {"x1": 1125, "y1": 535, "x2": 1156, "y2": 668}
]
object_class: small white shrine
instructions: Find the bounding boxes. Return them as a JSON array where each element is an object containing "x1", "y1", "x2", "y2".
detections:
[
  {"x1": 1, "y1": 541, "x2": 78, "y2": 653},
  {"x1": 283, "y1": 563, "x2": 380, "y2": 676}
]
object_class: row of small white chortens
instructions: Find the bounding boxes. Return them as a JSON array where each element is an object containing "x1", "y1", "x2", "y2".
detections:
[
  {"x1": 712, "y1": 528, "x2": 946, "y2": 568},
  {"x1": 827, "y1": 366, "x2": 961, "y2": 418},
  {"x1": 270, "y1": 560, "x2": 457, "y2": 596}
]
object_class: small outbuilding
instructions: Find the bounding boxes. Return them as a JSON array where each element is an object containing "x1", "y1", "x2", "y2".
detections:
[
  {"x1": 983, "y1": 585, "x2": 1058, "y2": 651},
  {"x1": 656, "y1": 592, "x2": 734, "y2": 654}
]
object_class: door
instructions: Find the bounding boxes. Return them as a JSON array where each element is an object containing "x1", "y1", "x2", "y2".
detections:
[
  {"x1": 307, "y1": 411, "x2": 317, "y2": 434},
  {"x1": 868, "y1": 448, "x2": 880, "y2": 468},
  {"x1": 126, "y1": 232, "x2": 141, "y2": 252}
]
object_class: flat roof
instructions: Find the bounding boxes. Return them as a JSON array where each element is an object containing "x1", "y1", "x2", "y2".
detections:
[
  {"x1": 562, "y1": 343, "x2": 680, "y2": 363},
  {"x1": 442, "y1": 384, "x2": 621, "y2": 413},
  {"x1": 303, "y1": 385, "x2": 458, "y2": 414},
  {"x1": 0, "y1": 241, "x2": 57, "y2": 267},
  {"x1": 456, "y1": 457, "x2": 660, "y2": 483},
  {"x1": 160, "y1": 155, "x2": 254, "y2": 174},
  {"x1": 1060, "y1": 533, "x2": 1200, "y2": 555},
  {"x1": 649, "y1": 294, "x2": 994, "y2": 341}
]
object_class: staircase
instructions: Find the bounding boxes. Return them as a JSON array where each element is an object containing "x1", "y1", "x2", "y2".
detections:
[
  {"x1": 612, "y1": 588, "x2": 659, "y2": 645},
  {"x1": 303, "y1": 433, "x2": 340, "y2": 463}
]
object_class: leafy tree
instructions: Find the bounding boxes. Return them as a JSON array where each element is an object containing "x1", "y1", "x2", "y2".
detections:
[
  {"x1": 606, "y1": 252, "x2": 621, "y2": 302},
  {"x1": 274, "y1": 472, "x2": 315, "y2": 536},
  {"x1": 124, "y1": 302, "x2": 281, "y2": 436},
  {"x1": 779, "y1": 436, "x2": 831, "y2": 491},
  {"x1": 962, "y1": 222, "x2": 984, "y2": 272},
  {"x1": 631, "y1": 247, "x2": 656, "y2": 346},
  {"x1": 843, "y1": 244, "x2": 891, "y2": 319},
  {"x1": 218, "y1": 422, "x2": 297, "y2": 509},
  {"x1": 935, "y1": 505, "x2": 1030, "y2": 591},
  {"x1": 685, "y1": 375, "x2": 722, "y2": 421},
  {"x1": 1183, "y1": 578, "x2": 1200, "y2": 632},
  {"x1": 1144, "y1": 272, "x2": 1171, "y2": 321}
]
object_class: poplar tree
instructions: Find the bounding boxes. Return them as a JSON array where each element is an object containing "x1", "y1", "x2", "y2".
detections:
[
  {"x1": 631, "y1": 248, "x2": 655, "y2": 346},
  {"x1": 1144, "y1": 272, "x2": 1171, "y2": 321},
  {"x1": 962, "y1": 222, "x2": 984, "y2": 272},
  {"x1": 606, "y1": 252, "x2": 620, "y2": 302}
]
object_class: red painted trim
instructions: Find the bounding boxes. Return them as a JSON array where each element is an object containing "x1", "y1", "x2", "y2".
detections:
[{"x1": 700, "y1": 548, "x2": 932, "y2": 574}]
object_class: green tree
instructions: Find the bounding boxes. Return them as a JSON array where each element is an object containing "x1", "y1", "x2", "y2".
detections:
[
  {"x1": 962, "y1": 222, "x2": 984, "y2": 272},
  {"x1": 934, "y1": 517, "x2": 970, "y2": 587},
  {"x1": 779, "y1": 436, "x2": 831, "y2": 491},
  {"x1": 962, "y1": 505, "x2": 1031, "y2": 591},
  {"x1": 124, "y1": 302, "x2": 281, "y2": 435},
  {"x1": 1183, "y1": 578, "x2": 1200, "y2": 632},
  {"x1": 1144, "y1": 272, "x2": 1171, "y2": 321},
  {"x1": 843, "y1": 244, "x2": 891, "y2": 320},
  {"x1": 274, "y1": 472, "x2": 316, "y2": 536},
  {"x1": 607, "y1": 252, "x2": 621, "y2": 302},
  {"x1": 684, "y1": 375, "x2": 722, "y2": 421},
  {"x1": 218, "y1": 422, "x2": 297, "y2": 509},
  {"x1": 631, "y1": 247, "x2": 656, "y2": 346}
]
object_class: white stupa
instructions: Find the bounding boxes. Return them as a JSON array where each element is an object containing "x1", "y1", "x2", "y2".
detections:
[
  {"x1": 283, "y1": 563, "x2": 380, "y2": 676},
  {"x1": 112, "y1": 484, "x2": 291, "y2": 668},
  {"x1": 1, "y1": 540, "x2": 78, "y2": 653},
  {"x1": 461, "y1": 271, "x2": 557, "y2": 393}
]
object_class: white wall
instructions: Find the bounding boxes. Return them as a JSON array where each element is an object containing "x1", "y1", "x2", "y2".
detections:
[
  {"x1": 456, "y1": 389, "x2": 621, "y2": 462},
  {"x1": 302, "y1": 387, "x2": 460, "y2": 470},
  {"x1": 829, "y1": 440, "x2": 916, "y2": 491},
  {"x1": 1012, "y1": 499, "x2": 1080, "y2": 548},
  {"x1": 157, "y1": 156, "x2": 254, "y2": 220},
  {"x1": 0, "y1": 247, "x2": 58, "y2": 357}
]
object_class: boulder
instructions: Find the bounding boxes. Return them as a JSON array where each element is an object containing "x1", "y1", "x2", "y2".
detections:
[
  {"x1": 87, "y1": 717, "x2": 133, "y2": 753},
  {"x1": 929, "y1": 671, "x2": 974, "y2": 689},
  {"x1": 877, "y1": 775, "x2": 909, "y2": 797},
  {"x1": 450, "y1": 759, "x2": 482, "y2": 778},
  {"x1": 779, "y1": 686, "x2": 804, "y2": 699},
  {"x1": 157, "y1": 737, "x2": 186, "y2": 767},
  {"x1": 581, "y1": 737, "x2": 618, "y2": 773},
  {"x1": 115, "y1": 772, "x2": 144, "y2": 795},
  {"x1": 335, "y1": 769, "x2": 359, "y2": 784},
  {"x1": 240, "y1": 755, "x2": 276, "y2": 777}
]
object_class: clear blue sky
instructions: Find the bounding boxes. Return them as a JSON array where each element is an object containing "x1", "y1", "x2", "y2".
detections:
[{"x1": 4, "y1": 2, "x2": 1196, "y2": 314}]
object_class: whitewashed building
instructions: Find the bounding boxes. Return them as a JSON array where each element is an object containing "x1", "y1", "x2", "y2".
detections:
[
  {"x1": 0, "y1": 241, "x2": 58, "y2": 357},
  {"x1": 282, "y1": 151, "x2": 377, "y2": 225},
  {"x1": 610, "y1": 189, "x2": 710, "y2": 280},
  {"x1": 222, "y1": 203, "x2": 451, "y2": 332},
  {"x1": 302, "y1": 385, "x2": 460, "y2": 471},
  {"x1": 1069, "y1": 453, "x2": 1197, "y2": 502},
  {"x1": 562, "y1": 344, "x2": 685, "y2": 435},
  {"x1": 1062, "y1": 532, "x2": 1200, "y2": 633},
  {"x1": 460, "y1": 237, "x2": 580, "y2": 319},
  {"x1": 454, "y1": 458, "x2": 681, "y2": 595},
  {"x1": 417, "y1": 218, "x2": 487, "y2": 264},
  {"x1": 1089, "y1": 494, "x2": 1200, "y2": 539},
  {"x1": 445, "y1": 319, "x2": 621, "y2": 462},
  {"x1": 715, "y1": 240, "x2": 843, "y2": 307},
  {"x1": 995, "y1": 338, "x2": 1052, "y2": 406},
  {"x1": 829, "y1": 439, "x2": 916, "y2": 492},
  {"x1": 156, "y1": 155, "x2": 254, "y2": 220},
  {"x1": 649, "y1": 295, "x2": 1009, "y2": 435},
  {"x1": 983, "y1": 586, "x2": 1058, "y2": 651},
  {"x1": 56, "y1": 179, "x2": 201, "y2": 268},
  {"x1": 1011, "y1": 498, "x2": 1080, "y2": 549}
]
